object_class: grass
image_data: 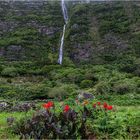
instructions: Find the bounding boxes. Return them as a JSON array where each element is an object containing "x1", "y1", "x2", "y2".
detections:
[
  {"x1": 96, "y1": 94, "x2": 140, "y2": 106},
  {"x1": 0, "y1": 112, "x2": 31, "y2": 139}
]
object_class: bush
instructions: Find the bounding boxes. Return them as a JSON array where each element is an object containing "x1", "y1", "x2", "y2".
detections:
[
  {"x1": 113, "y1": 84, "x2": 130, "y2": 94},
  {"x1": 0, "y1": 85, "x2": 15, "y2": 99},
  {"x1": 113, "y1": 80, "x2": 136, "y2": 94},
  {"x1": 12, "y1": 101, "x2": 114, "y2": 139},
  {"x1": 80, "y1": 80, "x2": 93, "y2": 88},
  {"x1": 95, "y1": 81, "x2": 111, "y2": 94},
  {"x1": 1, "y1": 67, "x2": 19, "y2": 77},
  {"x1": 0, "y1": 65, "x2": 3, "y2": 73},
  {"x1": 47, "y1": 84, "x2": 78, "y2": 99},
  {"x1": 19, "y1": 84, "x2": 50, "y2": 100}
]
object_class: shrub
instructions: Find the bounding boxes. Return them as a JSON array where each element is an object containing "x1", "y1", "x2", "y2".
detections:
[
  {"x1": 47, "y1": 87, "x2": 67, "y2": 99},
  {"x1": 134, "y1": 69, "x2": 140, "y2": 77},
  {"x1": 112, "y1": 79, "x2": 137, "y2": 94},
  {"x1": 1, "y1": 67, "x2": 19, "y2": 77},
  {"x1": 95, "y1": 81, "x2": 111, "y2": 94},
  {"x1": 7, "y1": 78, "x2": 12, "y2": 83},
  {"x1": 80, "y1": 80, "x2": 93, "y2": 88},
  {"x1": 0, "y1": 65, "x2": 3, "y2": 73},
  {"x1": 47, "y1": 84, "x2": 78, "y2": 99},
  {"x1": 0, "y1": 85, "x2": 16, "y2": 99},
  {"x1": 19, "y1": 84, "x2": 50, "y2": 100},
  {"x1": 12, "y1": 101, "x2": 114, "y2": 139},
  {"x1": 113, "y1": 84, "x2": 130, "y2": 94}
]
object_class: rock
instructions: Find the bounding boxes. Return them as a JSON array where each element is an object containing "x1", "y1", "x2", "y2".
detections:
[
  {"x1": 0, "y1": 102, "x2": 8, "y2": 107},
  {"x1": 83, "y1": 92, "x2": 94, "y2": 99},
  {"x1": 7, "y1": 117, "x2": 15, "y2": 126},
  {"x1": 70, "y1": 42, "x2": 93, "y2": 62},
  {"x1": 11, "y1": 102, "x2": 36, "y2": 112},
  {"x1": 77, "y1": 92, "x2": 94, "y2": 101},
  {"x1": 0, "y1": 101, "x2": 11, "y2": 111},
  {"x1": 71, "y1": 24, "x2": 79, "y2": 29},
  {"x1": 38, "y1": 26, "x2": 59, "y2": 36},
  {"x1": 103, "y1": 34, "x2": 128, "y2": 52}
]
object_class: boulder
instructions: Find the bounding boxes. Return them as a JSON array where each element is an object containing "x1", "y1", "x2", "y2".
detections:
[{"x1": 77, "y1": 91, "x2": 94, "y2": 101}]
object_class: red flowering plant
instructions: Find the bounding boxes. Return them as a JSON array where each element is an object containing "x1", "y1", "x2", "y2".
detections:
[
  {"x1": 42, "y1": 101, "x2": 54, "y2": 110},
  {"x1": 92, "y1": 101, "x2": 113, "y2": 111},
  {"x1": 13, "y1": 100, "x2": 114, "y2": 139},
  {"x1": 63, "y1": 105, "x2": 70, "y2": 112}
]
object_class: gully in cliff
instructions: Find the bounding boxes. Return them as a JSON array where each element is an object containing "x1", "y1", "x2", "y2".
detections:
[{"x1": 58, "y1": 0, "x2": 68, "y2": 65}]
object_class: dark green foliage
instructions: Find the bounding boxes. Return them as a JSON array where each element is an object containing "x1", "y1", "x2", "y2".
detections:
[
  {"x1": 1, "y1": 67, "x2": 19, "y2": 77},
  {"x1": 0, "y1": 64, "x2": 139, "y2": 101},
  {"x1": 47, "y1": 84, "x2": 78, "y2": 99},
  {"x1": 20, "y1": 84, "x2": 50, "y2": 100},
  {"x1": 13, "y1": 107, "x2": 90, "y2": 139},
  {"x1": 80, "y1": 80, "x2": 93, "y2": 88}
]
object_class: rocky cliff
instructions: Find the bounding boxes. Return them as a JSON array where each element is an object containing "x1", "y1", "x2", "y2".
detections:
[
  {"x1": 0, "y1": 1, "x2": 63, "y2": 62},
  {"x1": 0, "y1": 1, "x2": 140, "y2": 71}
]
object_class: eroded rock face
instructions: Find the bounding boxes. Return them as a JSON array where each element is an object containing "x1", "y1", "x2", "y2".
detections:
[
  {"x1": 0, "y1": 21, "x2": 19, "y2": 36},
  {"x1": 103, "y1": 34, "x2": 129, "y2": 52},
  {"x1": 38, "y1": 26, "x2": 60, "y2": 36},
  {"x1": 70, "y1": 42, "x2": 94, "y2": 62},
  {"x1": 0, "y1": 45, "x2": 25, "y2": 61}
]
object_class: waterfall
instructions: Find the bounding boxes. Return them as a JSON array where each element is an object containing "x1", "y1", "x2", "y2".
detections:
[{"x1": 58, "y1": 0, "x2": 68, "y2": 65}]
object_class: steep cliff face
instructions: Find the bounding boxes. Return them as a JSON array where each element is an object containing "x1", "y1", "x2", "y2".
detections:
[
  {"x1": 0, "y1": 1, "x2": 140, "y2": 69},
  {"x1": 65, "y1": 1, "x2": 140, "y2": 65},
  {"x1": 0, "y1": 1, "x2": 63, "y2": 62}
]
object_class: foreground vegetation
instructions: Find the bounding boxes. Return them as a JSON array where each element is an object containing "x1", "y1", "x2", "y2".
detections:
[
  {"x1": 0, "y1": 98, "x2": 140, "y2": 139},
  {"x1": 0, "y1": 63, "x2": 140, "y2": 139}
]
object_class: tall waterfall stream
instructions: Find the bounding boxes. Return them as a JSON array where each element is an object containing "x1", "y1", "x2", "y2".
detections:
[{"x1": 58, "y1": 0, "x2": 68, "y2": 65}]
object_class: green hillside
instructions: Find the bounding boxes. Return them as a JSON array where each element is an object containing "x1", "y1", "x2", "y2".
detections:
[{"x1": 0, "y1": 1, "x2": 140, "y2": 139}]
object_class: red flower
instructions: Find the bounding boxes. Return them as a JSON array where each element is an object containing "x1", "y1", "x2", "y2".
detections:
[
  {"x1": 64, "y1": 105, "x2": 70, "y2": 112},
  {"x1": 93, "y1": 103, "x2": 96, "y2": 108},
  {"x1": 42, "y1": 101, "x2": 54, "y2": 109},
  {"x1": 97, "y1": 102, "x2": 101, "y2": 106},
  {"x1": 103, "y1": 102, "x2": 108, "y2": 109},
  {"x1": 47, "y1": 101, "x2": 54, "y2": 107},
  {"x1": 107, "y1": 105, "x2": 113, "y2": 110}
]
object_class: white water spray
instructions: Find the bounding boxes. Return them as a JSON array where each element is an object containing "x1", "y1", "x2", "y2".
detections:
[{"x1": 58, "y1": 0, "x2": 68, "y2": 65}]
